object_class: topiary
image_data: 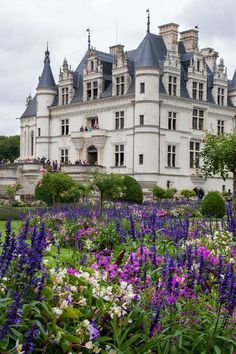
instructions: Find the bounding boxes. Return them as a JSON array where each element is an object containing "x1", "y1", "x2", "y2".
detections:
[
  {"x1": 120, "y1": 175, "x2": 143, "y2": 204},
  {"x1": 201, "y1": 191, "x2": 226, "y2": 218}
]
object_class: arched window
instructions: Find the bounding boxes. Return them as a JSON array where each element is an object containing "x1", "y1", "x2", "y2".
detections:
[{"x1": 31, "y1": 131, "x2": 34, "y2": 156}]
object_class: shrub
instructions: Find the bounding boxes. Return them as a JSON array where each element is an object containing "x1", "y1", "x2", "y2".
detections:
[
  {"x1": 153, "y1": 186, "x2": 165, "y2": 200},
  {"x1": 120, "y1": 176, "x2": 143, "y2": 204},
  {"x1": 163, "y1": 188, "x2": 177, "y2": 199},
  {"x1": 35, "y1": 172, "x2": 75, "y2": 205},
  {"x1": 201, "y1": 191, "x2": 226, "y2": 218},
  {"x1": 180, "y1": 189, "x2": 196, "y2": 198}
]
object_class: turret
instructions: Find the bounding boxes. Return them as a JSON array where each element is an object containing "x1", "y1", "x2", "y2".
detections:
[
  {"x1": 228, "y1": 70, "x2": 236, "y2": 106},
  {"x1": 36, "y1": 45, "x2": 57, "y2": 158}
]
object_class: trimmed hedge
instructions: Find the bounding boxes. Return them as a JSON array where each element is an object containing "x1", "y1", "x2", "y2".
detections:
[
  {"x1": 201, "y1": 191, "x2": 226, "y2": 218},
  {"x1": 120, "y1": 176, "x2": 143, "y2": 204},
  {"x1": 0, "y1": 207, "x2": 38, "y2": 220}
]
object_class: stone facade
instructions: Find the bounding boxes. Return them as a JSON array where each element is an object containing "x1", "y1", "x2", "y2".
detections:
[{"x1": 18, "y1": 22, "x2": 236, "y2": 194}]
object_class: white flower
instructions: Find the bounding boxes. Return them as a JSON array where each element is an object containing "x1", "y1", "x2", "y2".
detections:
[
  {"x1": 84, "y1": 341, "x2": 93, "y2": 349},
  {"x1": 78, "y1": 297, "x2": 87, "y2": 306},
  {"x1": 60, "y1": 299, "x2": 69, "y2": 309},
  {"x1": 52, "y1": 307, "x2": 63, "y2": 318},
  {"x1": 16, "y1": 340, "x2": 24, "y2": 354}
]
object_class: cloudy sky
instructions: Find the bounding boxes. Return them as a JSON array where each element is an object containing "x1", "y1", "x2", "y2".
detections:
[{"x1": 0, "y1": 0, "x2": 235, "y2": 136}]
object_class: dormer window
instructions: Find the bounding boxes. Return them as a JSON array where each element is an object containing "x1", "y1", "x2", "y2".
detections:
[
  {"x1": 91, "y1": 61, "x2": 94, "y2": 71},
  {"x1": 168, "y1": 76, "x2": 177, "y2": 96},
  {"x1": 192, "y1": 82, "x2": 203, "y2": 100},
  {"x1": 116, "y1": 76, "x2": 125, "y2": 96},
  {"x1": 62, "y1": 87, "x2": 69, "y2": 105},
  {"x1": 217, "y1": 87, "x2": 224, "y2": 105}
]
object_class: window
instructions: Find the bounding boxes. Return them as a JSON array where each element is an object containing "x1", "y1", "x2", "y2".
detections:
[
  {"x1": 192, "y1": 109, "x2": 204, "y2": 130},
  {"x1": 167, "y1": 145, "x2": 176, "y2": 167},
  {"x1": 168, "y1": 112, "x2": 176, "y2": 130},
  {"x1": 140, "y1": 82, "x2": 145, "y2": 93},
  {"x1": 217, "y1": 88, "x2": 224, "y2": 105},
  {"x1": 86, "y1": 81, "x2": 98, "y2": 100},
  {"x1": 38, "y1": 128, "x2": 41, "y2": 137},
  {"x1": 197, "y1": 60, "x2": 200, "y2": 71},
  {"x1": 139, "y1": 154, "x2": 143, "y2": 165},
  {"x1": 167, "y1": 180, "x2": 171, "y2": 188},
  {"x1": 61, "y1": 119, "x2": 69, "y2": 135},
  {"x1": 93, "y1": 81, "x2": 98, "y2": 99},
  {"x1": 90, "y1": 61, "x2": 94, "y2": 71},
  {"x1": 62, "y1": 87, "x2": 69, "y2": 105},
  {"x1": 30, "y1": 131, "x2": 34, "y2": 156},
  {"x1": 217, "y1": 120, "x2": 224, "y2": 135},
  {"x1": 139, "y1": 115, "x2": 144, "y2": 125},
  {"x1": 115, "y1": 111, "x2": 124, "y2": 130},
  {"x1": 61, "y1": 149, "x2": 68, "y2": 163},
  {"x1": 168, "y1": 76, "x2": 177, "y2": 96},
  {"x1": 115, "y1": 144, "x2": 124, "y2": 166},
  {"x1": 190, "y1": 141, "x2": 200, "y2": 168},
  {"x1": 192, "y1": 82, "x2": 204, "y2": 100},
  {"x1": 116, "y1": 76, "x2": 125, "y2": 96}
]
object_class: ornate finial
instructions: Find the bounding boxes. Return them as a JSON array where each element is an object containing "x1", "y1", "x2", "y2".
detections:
[
  {"x1": 87, "y1": 28, "x2": 91, "y2": 50},
  {"x1": 62, "y1": 58, "x2": 68, "y2": 72},
  {"x1": 44, "y1": 42, "x2": 50, "y2": 64},
  {"x1": 26, "y1": 93, "x2": 32, "y2": 106},
  {"x1": 146, "y1": 9, "x2": 150, "y2": 33}
]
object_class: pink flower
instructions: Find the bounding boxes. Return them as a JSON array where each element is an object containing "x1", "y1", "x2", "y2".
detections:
[{"x1": 67, "y1": 268, "x2": 78, "y2": 275}]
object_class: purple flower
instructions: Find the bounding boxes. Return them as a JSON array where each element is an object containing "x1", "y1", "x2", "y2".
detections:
[{"x1": 89, "y1": 319, "x2": 100, "y2": 340}]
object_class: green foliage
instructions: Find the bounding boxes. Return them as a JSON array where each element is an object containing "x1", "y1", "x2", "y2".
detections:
[
  {"x1": 201, "y1": 191, "x2": 226, "y2": 218},
  {"x1": 0, "y1": 207, "x2": 35, "y2": 220},
  {"x1": 153, "y1": 186, "x2": 165, "y2": 200},
  {"x1": 90, "y1": 171, "x2": 125, "y2": 212},
  {"x1": 35, "y1": 173, "x2": 75, "y2": 205},
  {"x1": 180, "y1": 189, "x2": 197, "y2": 198},
  {"x1": 119, "y1": 176, "x2": 143, "y2": 204},
  {"x1": 153, "y1": 186, "x2": 177, "y2": 200},
  {"x1": 200, "y1": 132, "x2": 236, "y2": 179},
  {"x1": 0, "y1": 135, "x2": 20, "y2": 161},
  {"x1": 62, "y1": 183, "x2": 91, "y2": 204}
]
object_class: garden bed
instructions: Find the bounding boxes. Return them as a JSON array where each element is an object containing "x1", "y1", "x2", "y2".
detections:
[{"x1": 0, "y1": 202, "x2": 235, "y2": 353}]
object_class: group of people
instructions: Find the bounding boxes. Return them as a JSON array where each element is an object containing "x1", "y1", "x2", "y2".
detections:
[
  {"x1": 0, "y1": 159, "x2": 11, "y2": 165},
  {"x1": 80, "y1": 125, "x2": 99, "y2": 132}
]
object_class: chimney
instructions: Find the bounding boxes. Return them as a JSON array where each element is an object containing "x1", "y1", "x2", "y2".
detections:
[
  {"x1": 159, "y1": 23, "x2": 179, "y2": 53},
  {"x1": 180, "y1": 29, "x2": 199, "y2": 52},
  {"x1": 201, "y1": 47, "x2": 218, "y2": 72},
  {"x1": 109, "y1": 44, "x2": 124, "y2": 55}
]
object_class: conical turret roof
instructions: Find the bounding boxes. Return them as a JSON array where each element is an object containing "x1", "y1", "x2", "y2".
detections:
[
  {"x1": 229, "y1": 69, "x2": 236, "y2": 90},
  {"x1": 135, "y1": 32, "x2": 166, "y2": 69},
  {"x1": 37, "y1": 46, "x2": 57, "y2": 90}
]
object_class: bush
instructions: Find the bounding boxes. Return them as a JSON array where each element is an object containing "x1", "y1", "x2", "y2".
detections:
[
  {"x1": 180, "y1": 189, "x2": 197, "y2": 198},
  {"x1": 35, "y1": 172, "x2": 75, "y2": 205},
  {"x1": 201, "y1": 191, "x2": 226, "y2": 218},
  {"x1": 120, "y1": 176, "x2": 143, "y2": 204},
  {"x1": 153, "y1": 186, "x2": 165, "y2": 200},
  {"x1": 163, "y1": 188, "x2": 177, "y2": 199}
]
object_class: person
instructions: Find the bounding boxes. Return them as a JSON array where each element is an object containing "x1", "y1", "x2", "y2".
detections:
[
  {"x1": 80, "y1": 126, "x2": 84, "y2": 132},
  {"x1": 198, "y1": 189, "x2": 204, "y2": 200}
]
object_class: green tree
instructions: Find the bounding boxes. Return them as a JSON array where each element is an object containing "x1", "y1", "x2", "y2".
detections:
[
  {"x1": 63, "y1": 182, "x2": 91, "y2": 205},
  {"x1": 119, "y1": 175, "x2": 143, "y2": 204},
  {"x1": 35, "y1": 172, "x2": 75, "y2": 205},
  {"x1": 0, "y1": 135, "x2": 20, "y2": 161},
  {"x1": 90, "y1": 171, "x2": 125, "y2": 215},
  {"x1": 200, "y1": 132, "x2": 236, "y2": 218}
]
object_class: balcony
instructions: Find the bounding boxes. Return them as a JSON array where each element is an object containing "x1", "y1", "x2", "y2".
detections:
[{"x1": 71, "y1": 129, "x2": 107, "y2": 150}]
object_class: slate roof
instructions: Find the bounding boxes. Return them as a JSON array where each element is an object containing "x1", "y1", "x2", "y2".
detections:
[
  {"x1": 21, "y1": 31, "x2": 236, "y2": 118},
  {"x1": 135, "y1": 33, "x2": 166, "y2": 68},
  {"x1": 37, "y1": 50, "x2": 57, "y2": 90},
  {"x1": 229, "y1": 69, "x2": 236, "y2": 90},
  {"x1": 21, "y1": 94, "x2": 37, "y2": 118}
]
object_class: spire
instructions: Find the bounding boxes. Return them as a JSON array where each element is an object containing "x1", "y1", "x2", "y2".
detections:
[
  {"x1": 37, "y1": 44, "x2": 57, "y2": 90},
  {"x1": 146, "y1": 9, "x2": 150, "y2": 33},
  {"x1": 87, "y1": 28, "x2": 91, "y2": 50},
  {"x1": 44, "y1": 42, "x2": 50, "y2": 64}
]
